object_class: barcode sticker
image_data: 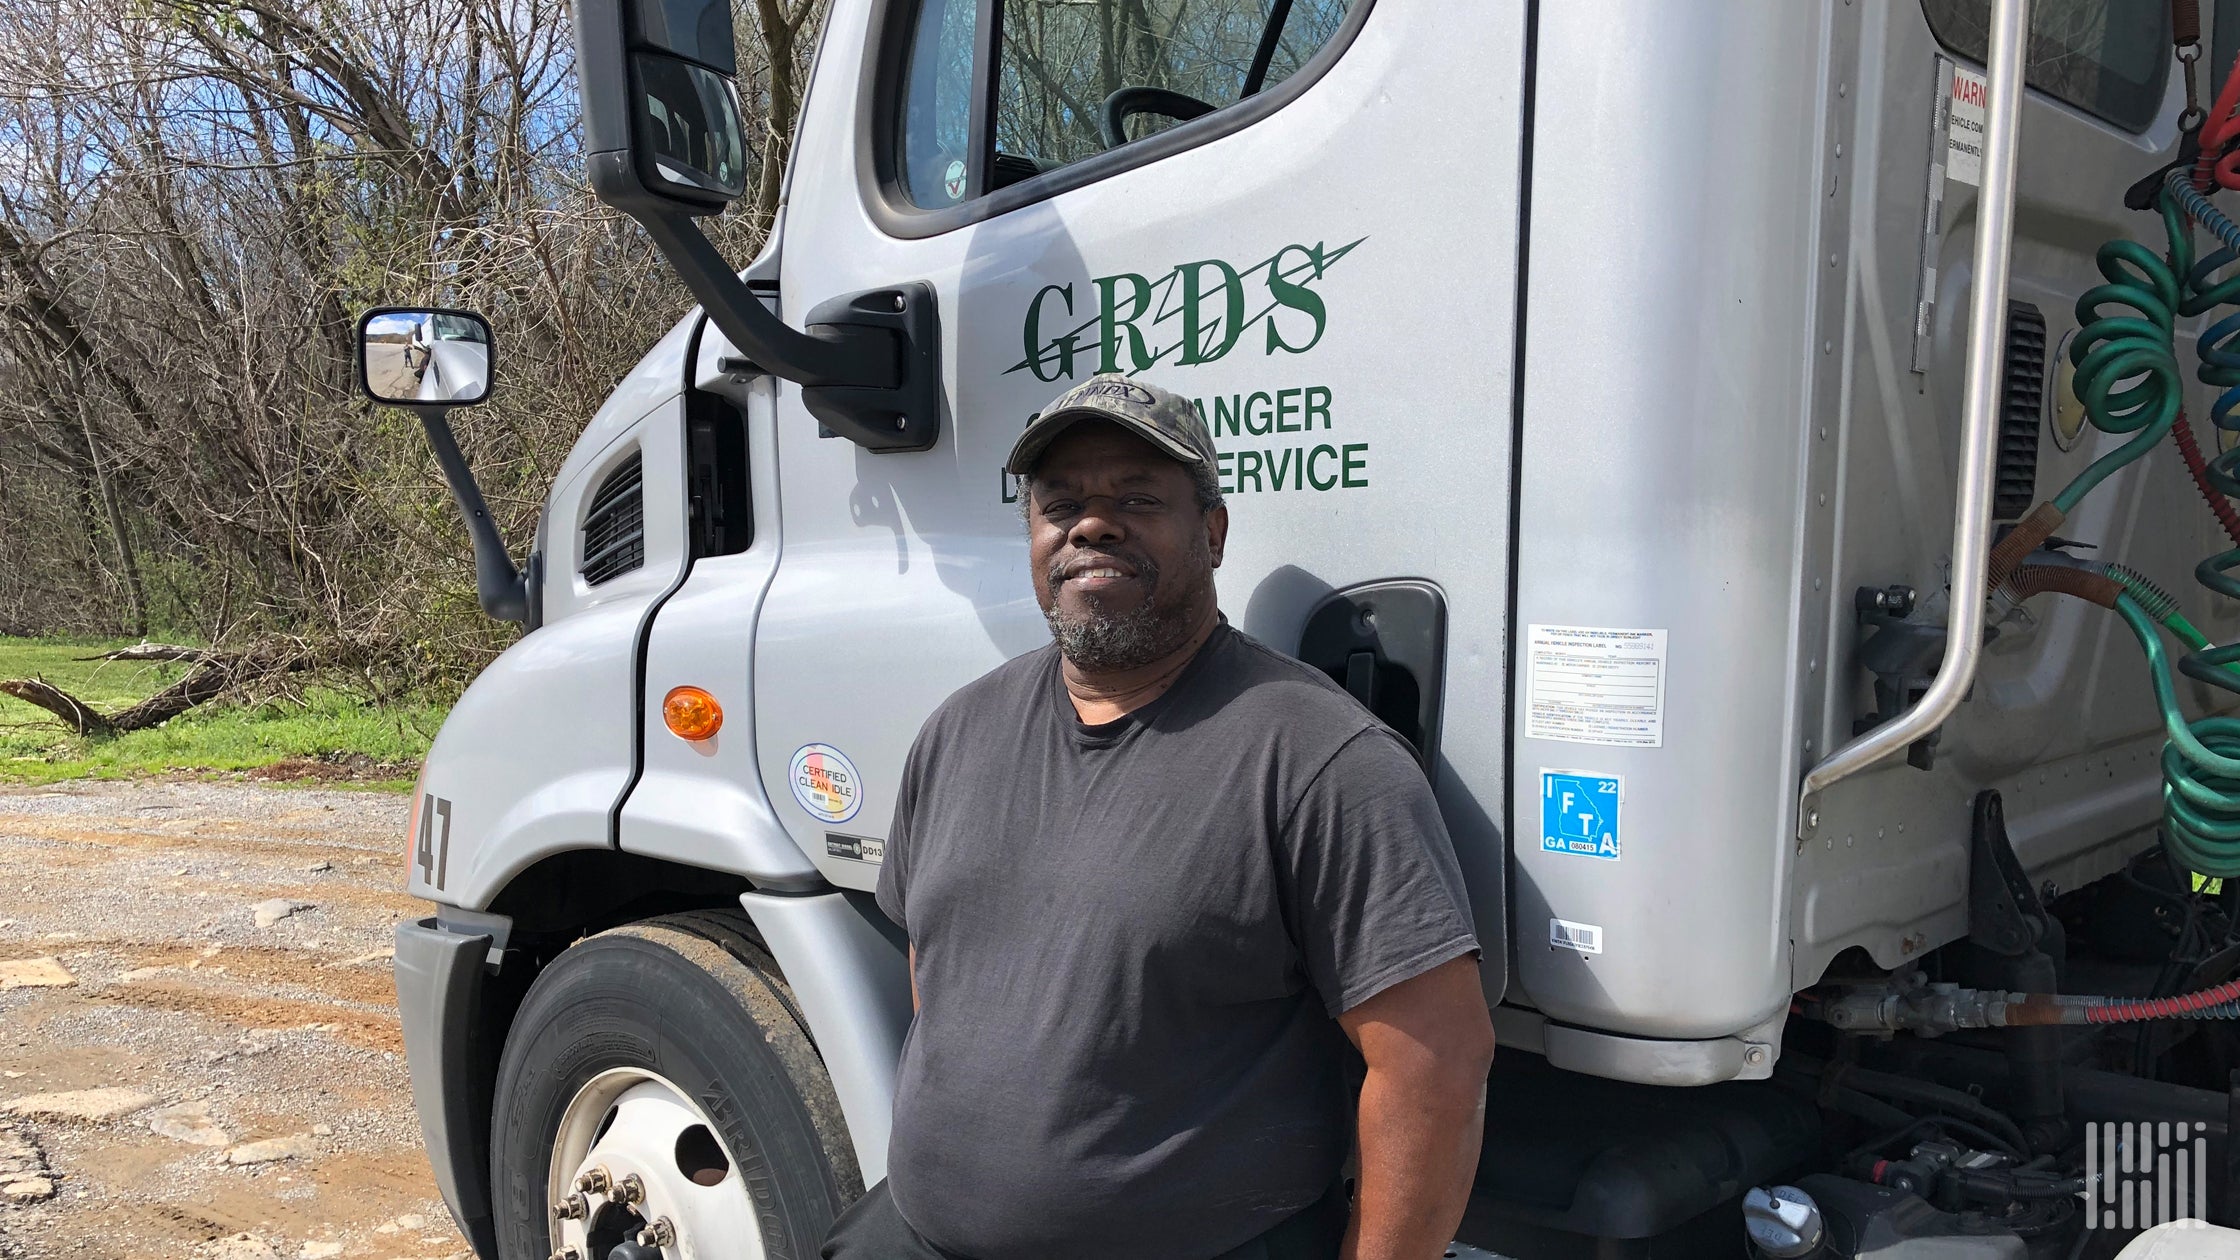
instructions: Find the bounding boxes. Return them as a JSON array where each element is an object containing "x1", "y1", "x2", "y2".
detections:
[{"x1": 1550, "y1": 918, "x2": 1604, "y2": 955}]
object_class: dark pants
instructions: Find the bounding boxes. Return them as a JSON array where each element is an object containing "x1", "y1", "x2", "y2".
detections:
[{"x1": 822, "y1": 1181, "x2": 1348, "y2": 1260}]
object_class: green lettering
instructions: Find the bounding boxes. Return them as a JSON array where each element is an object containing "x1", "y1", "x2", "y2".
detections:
[
  {"x1": 1341, "y1": 442, "x2": 1368, "y2": 488},
  {"x1": 1237, "y1": 449, "x2": 1266, "y2": 493},
  {"x1": 1307, "y1": 444, "x2": 1339, "y2": 490},
  {"x1": 1023, "y1": 283, "x2": 1079, "y2": 382},
  {"x1": 1217, "y1": 450, "x2": 1236, "y2": 496},
  {"x1": 1305, "y1": 385, "x2": 1332, "y2": 429},
  {"x1": 1270, "y1": 447, "x2": 1298, "y2": 490},
  {"x1": 1245, "y1": 391, "x2": 1274, "y2": 436},
  {"x1": 1001, "y1": 466, "x2": 1019, "y2": 503},
  {"x1": 1096, "y1": 273, "x2": 1154, "y2": 373},
  {"x1": 1177, "y1": 259, "x2": 1245, "y2": 366},
  {"x1": 1276, "y1": 388, "x2": 1302, "y2": 433},
  {"x1": 1213, "y1": 394, "x2": 1244, "y2": 438},
  {"x1": 1265, "y1": 243, "x2": 1329, "y2": 356}
]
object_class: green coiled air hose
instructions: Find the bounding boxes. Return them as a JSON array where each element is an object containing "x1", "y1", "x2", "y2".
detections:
[
  {"x1": 2059, "y1": 203, "x2": 2187, "y2": 513},
  {"x1": 2057, "y1": 189, "x2": 2240, "y2": 875},
  {"x1": 2113, "y1": 593, "x2": 2240, "y2": 877}
]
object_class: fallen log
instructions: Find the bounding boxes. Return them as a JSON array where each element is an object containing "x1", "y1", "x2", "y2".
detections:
[
  {"x1": 74, "y1": 643, "x2": 212, "y2": 664},
  {"x1": 0, "y1": 645, "x2": 310, "y2": 736}
]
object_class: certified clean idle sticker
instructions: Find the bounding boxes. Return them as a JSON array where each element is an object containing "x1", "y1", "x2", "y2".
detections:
[{"x1": 789, "y1": 744, "x2": 863, "y2": 824}]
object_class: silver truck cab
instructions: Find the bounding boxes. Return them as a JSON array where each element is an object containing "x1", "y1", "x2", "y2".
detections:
[{"x1": 377, "y1": 2, "x2": 2240, "y2": 1256}]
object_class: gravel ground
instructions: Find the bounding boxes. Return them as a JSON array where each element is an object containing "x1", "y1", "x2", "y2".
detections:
[{"x1": 0, "y1": 779, "x2": 469, "y2": 1260}]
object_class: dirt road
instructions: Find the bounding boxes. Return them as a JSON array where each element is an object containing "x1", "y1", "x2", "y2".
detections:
[
  {"x1": 0, "y1": 780, "x2": 467, "y2": 1260},
  {"x1": 362, "y1": 343, "x2": 424, "y2": 402}
]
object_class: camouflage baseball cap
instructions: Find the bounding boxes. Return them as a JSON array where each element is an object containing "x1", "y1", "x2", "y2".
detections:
[{"x1": 1004, "y1": 374, "x2": 1217, "y2": 476}]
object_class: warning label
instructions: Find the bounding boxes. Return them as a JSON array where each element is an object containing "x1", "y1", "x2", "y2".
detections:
[
  {"x1": 1945, "y1": 63, "x2": 1987, "y2": 187},
  {"x1": 1525, "y1": 625, "x2": 1667, "y2": 748}
]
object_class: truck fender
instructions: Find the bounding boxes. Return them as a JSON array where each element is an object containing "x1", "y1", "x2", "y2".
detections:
[{"x1": 737, "y1": 887, "x2": 912, "y2": 1184}]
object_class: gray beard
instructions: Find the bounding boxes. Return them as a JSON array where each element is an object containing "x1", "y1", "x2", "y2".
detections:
[{"x1": 1043, "y1": 554, "x2": 1207, "y2": 672}]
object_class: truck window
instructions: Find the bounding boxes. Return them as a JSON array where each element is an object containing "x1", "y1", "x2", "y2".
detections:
[
  {"x1": 899, "y1": 0, "x2": 980, "y2": 206},
  {"x1": 894, "y1": 0, "x2": 1354, "y2": 208},
  {"x1": 1920, "y1": 0, "x2": 2168, "y2": 133}
]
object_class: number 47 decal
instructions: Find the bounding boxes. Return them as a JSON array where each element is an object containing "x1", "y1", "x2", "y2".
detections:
[{"x1": 415, "y1": 794, "x2": 453, "y2": 891}]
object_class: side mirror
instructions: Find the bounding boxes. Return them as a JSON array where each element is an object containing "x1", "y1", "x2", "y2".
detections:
[
  {"x1": 356, "y1": 307, "x2": 529, "y2": 625},
  {"x1": 358, "y1": 308, "x2": 493, "y2": 407},
  {"x1": 575, "y1": 0, "x2": 748, "y2": 215},
  {"x1": 567, "y1": 0, "x2": 944, "y2": 450}
]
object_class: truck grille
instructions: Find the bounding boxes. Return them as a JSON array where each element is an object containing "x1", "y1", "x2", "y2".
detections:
[
  {"x1": 581, "y1": 453, "x2": 645, "y2": 586},
  {"x1": 1996, "y1": 301, "x2": 2047, "y2": 521}
]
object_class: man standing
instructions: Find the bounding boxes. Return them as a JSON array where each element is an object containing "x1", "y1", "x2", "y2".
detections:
[{"x1": 825, "y1": 375, "x2": 1494, "y2": 1260}]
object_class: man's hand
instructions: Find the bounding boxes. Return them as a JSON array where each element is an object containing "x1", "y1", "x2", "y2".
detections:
[{"x1": 1336, "y1": 955, "x2": 1495, "y2": 1260}]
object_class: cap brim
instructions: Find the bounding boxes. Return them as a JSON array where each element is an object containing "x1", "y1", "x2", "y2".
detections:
[{"x1": 1003, "y1": 406, "x2": 1205, "y2": 476}]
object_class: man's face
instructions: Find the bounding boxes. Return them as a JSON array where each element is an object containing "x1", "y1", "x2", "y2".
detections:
[{"x1": 1026, "y1": 422, "x2": 1228, "y2": 672}]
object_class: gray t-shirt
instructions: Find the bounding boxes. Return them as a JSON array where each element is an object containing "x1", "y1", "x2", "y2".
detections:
[{"x1": 876, "y1": 623, "x2": 1479, "y2": 1260}]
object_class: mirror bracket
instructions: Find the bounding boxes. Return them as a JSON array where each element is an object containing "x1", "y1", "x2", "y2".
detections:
[
  {"x1": 636, "y1": 211, "x2": 942, "y2": 451},
  {"x1": 414, "y1": 407, "x2": 529, "y2": 624},
  {"x1": 802, "y1": 281, "x2": 942, "y2": 453}
]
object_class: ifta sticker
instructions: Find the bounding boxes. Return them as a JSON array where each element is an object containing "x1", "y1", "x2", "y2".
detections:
[{"x1": 790, "y1": 744, "x2": 863, "y2": 824}]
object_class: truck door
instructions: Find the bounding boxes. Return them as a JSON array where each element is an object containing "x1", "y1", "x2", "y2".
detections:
[{"x1": 750, "y1": 0, "x2": 1528, "y2": 998}]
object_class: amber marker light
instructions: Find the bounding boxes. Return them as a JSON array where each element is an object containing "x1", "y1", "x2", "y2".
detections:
[{"x1": 663, "y1": 686, "x2": 724, "y2": 741}]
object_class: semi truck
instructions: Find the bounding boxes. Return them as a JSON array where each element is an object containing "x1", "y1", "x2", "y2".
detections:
[{"x1": 363, "y1": 0, "x2": 2240, "y2": 1255}]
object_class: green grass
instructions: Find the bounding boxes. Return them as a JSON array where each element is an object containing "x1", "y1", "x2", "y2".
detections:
[{"x1": 0, "y1": 636, "x2": 440, "y2": 791}]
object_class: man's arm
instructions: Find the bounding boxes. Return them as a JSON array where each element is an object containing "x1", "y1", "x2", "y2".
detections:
[{"x1": 1336, "y1": 955, "x2": 1496, "y2": 1260}]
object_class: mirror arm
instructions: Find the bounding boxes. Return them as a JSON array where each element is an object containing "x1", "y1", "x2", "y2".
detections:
[
  {"x1": 416, "y1": 407, "x2": 528, "y2": 624},
  {"x1": 635, "y1": 208, "x2": 898, "y2": 388}
]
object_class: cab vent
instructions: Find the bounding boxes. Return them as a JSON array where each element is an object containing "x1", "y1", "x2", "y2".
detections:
[
  {"x1": 1995, "y1": 301, "x2": 2047, "y2": 521},
  {"x1": 581, "y1": 453, "x2": 644, "y2": 586}
]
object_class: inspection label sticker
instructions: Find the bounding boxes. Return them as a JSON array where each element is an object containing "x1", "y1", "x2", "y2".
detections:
[
  {"x1": 1540, "y1": 769, "x2": 1622, "y2": 861},
  {"x1": 1945, "y1": 62, "x2": 1988, "y2": 187},
  {"x1": 1525, "y1": 625, "x2": 1667, "y2": 747}
]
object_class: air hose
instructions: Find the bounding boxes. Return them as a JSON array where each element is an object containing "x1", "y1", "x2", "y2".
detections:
[
  {"x1": 1813, "y1": 55, "x2": 2240, "y2": 1041},
  {"x1": 1991, "y1": 181, "x2": 2240, "y2": 878},
  {"x1": 2112, "y1": 593, "x2": 2240, "y2": 876}
]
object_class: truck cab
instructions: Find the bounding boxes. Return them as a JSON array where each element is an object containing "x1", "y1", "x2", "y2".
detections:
[{"x1": 377, "y1": 2, "x2": 2240, "y2": 1257}]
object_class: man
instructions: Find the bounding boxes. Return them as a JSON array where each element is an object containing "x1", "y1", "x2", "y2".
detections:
[{"x1": 825, "y1": 374, "x2": 1494, "y2": 1260}]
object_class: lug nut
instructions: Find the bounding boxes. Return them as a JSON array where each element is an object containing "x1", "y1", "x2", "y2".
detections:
[
  {"x1": 552, "y1": 1192, "x2": 587, "y2": 1220},
  {"x1": 639, "y1": 1217, "x2": 677, "y2": 1248},
  {"x1": 616, "y1": 1172, "x2": 646, "y2": 1205},
  {"x1": 575, "y1": 1165, "x2": 613, "y2": 1195}
]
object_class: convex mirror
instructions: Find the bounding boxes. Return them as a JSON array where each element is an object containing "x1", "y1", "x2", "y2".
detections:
[
  {"x1": 358, "y1": 308, "x2": 493, "y2": 407},
  {"x1": 576, "y1": 0, "x2": 748, "y2": 213}
]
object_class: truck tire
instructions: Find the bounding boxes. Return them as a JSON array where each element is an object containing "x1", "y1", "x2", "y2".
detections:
[{"x1": 489, "y1": 910, "x2": 861, "y2": 1260}]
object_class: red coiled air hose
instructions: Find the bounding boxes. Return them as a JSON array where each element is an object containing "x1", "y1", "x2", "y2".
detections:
[
  {"x1": 2171, "y1": 409, "x2": 2240, "y2": 547},
  {"x1": 2197, "y1": 46, "x2": 2240, "y2": 190},
  {"x1": 2082, "y1": 975, "x2": 2240, "y2": 1023}
]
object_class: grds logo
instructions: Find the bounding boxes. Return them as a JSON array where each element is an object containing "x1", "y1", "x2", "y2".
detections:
[{"x1": 1009, "y1": 237, "x2": 1367, "y2": 382}]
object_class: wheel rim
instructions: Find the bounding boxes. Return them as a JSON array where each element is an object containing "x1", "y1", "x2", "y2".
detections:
[{"x1": 547, "y1": 1066, "x2": 766, "y2": 1260}]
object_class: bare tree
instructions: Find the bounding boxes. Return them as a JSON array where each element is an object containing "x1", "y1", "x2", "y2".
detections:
[{"x1": 0, "y1": 0, "x2": 824, "y2": 700}]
